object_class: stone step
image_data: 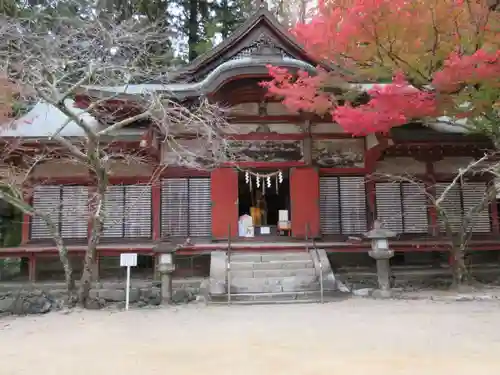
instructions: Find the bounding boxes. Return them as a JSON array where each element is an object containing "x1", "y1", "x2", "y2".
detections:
[
  {"x1": 230, "y1": 252, "x2": 312, "y2": 263},
  {"x1": 210, "y1": 290, "x2": 344, "y2": 305},
  {"x1": 231, "y1": 259, "x2": 314, "y2": 271},
  {"x1": 229, "y1": 275, "x2": 319, "y2": 293},
  {"x1": 209, "y1": 250, "x2": 330, "y2": 298},
  {"x1": 230, "y1": 268, "x2": 316, "y2": 279}
]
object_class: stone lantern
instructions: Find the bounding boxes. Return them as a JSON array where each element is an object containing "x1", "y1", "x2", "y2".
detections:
[
  {"x1": 154, "y1": 244, "x2": 177, "y2": 304},
  {"x1": 364, "y1": 220, "x2": 396, "y2": 298}
]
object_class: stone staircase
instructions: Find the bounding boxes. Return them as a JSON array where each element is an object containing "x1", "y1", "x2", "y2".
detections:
[{"x1": 208, "y1": 250, "x2": 349, "y2": 304}]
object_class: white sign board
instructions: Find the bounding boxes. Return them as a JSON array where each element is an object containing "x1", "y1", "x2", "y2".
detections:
[
  {"x1": 120, "y1": 253, "x2": 138, "y2": 267},
  {"x1": 260, "y1": 226, "x2": 271, "y2": 235},
  {"x1": 120, "y1": 253, "x2": 138, "y2": 311},
  {"x1": 279, "y1": 210, "x2": 289, "y2": 222}
]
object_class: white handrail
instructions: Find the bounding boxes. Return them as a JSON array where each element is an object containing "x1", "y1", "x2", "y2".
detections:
[
  {"x1": 317, "y1": 248, "x2": 324, "y2": 304},
  {"x1": 312, "y1": 238, "x2": 324, "y2": 304},
  {"x1": 227, "y1": 257, "x2": 231, "y2": 305},
  {"x1": 227, "y1": 230, "x2": 232, "y2": 306}
]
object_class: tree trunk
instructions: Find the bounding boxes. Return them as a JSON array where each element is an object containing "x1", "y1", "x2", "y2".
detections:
[
  {"x1": 78, "y1": 144, "x2": 107, "y2": 306},
  {"x1": 79, "y1": 180, "x2": 106, "y2": 306},
  {"x1": 52, "y1": 233, "x2": 76, "y2": 303},
  {"x1": 450, "y1": 244, "x2": 468, "y2": 288},
  {"x1": 43, "y1": 215, "x2": 75, "y2": 302},
  {"x1": 79, "y1": 245, "x2": 94, "y2": 306}
]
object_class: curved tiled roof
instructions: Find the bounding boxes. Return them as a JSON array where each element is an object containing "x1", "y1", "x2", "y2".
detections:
[
  {"x1": 83, "y1": 56, "x2": 316, "y2": 99},
  {"x1": 1, "y1": 99, "x2": 97, "y2": 138}
]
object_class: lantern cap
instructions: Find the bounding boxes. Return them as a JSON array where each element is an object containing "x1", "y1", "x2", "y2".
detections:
[{"x1": 364, "y1": 220, "x2": 397, "y2": 239}]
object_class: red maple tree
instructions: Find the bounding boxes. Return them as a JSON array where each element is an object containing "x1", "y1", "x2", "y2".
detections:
[{"x1": 263, "y1": 0, "x2": 500, "y2": 136}]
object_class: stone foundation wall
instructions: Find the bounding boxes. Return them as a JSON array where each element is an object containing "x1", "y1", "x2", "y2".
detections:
[{"x1": 0, "y1": 278, "x2": 206, "y2": 315}]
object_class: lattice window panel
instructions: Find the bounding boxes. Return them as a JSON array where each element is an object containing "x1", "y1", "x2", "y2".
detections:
[
  {"x1": 102, "y1": 186, "x2": 125, "y2": 238},
  {"x1": 31, "y1": 185, "x2": 62, "y2": 239},
  {"x1": 340, "y1": 177, "x2": 368, "y2": 234},
  {"x1": 124, "y1": 185, "x2": 152, "y2": 238},
  {"x1": 102, "y1": 185, "x2": 152, "y2": 238},
  {"x1": 61, "y1": 186, "x2": 89, "y2": 239},
  {"x1": 462, "y1": 182, "x2": 491, "y2": 233},
  {"x1": 376, "y1": 182, "x2": 428, "y2": 234},
  {"x1": 188, "y1": 178, "x2": 212, "y2": 237},
  {"x1": 31, "y1": 185, "x2": 88, "y2": 240},
  {"x1": 402, "y1": 183, "x2": 429, "y2": 233},
  {"x1": 161, "y1": 178, "x2": 211, "y2": 238},
  {"x1": 319, "y1": 176, "x2": 367, "y2": 235},
  {"x1": 320, "y1": 177, "x2": 340, "y2": 235},
  {"x1": 161, "y1": 179, "x2": 189, "y2": 237},
  {"x1": 376, "y1": 183, "x2": 403, "y2": 233},
  {"x1": 435, "y1": 183, "x2": 465, "y2": 233}
]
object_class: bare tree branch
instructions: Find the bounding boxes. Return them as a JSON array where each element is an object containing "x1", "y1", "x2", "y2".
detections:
[
  {"x1": 0, "y1": 12, "x2": 235, "y2": 305},
  {"x1": 370, "y1": 152, "x2": 499, "y2": 286}
]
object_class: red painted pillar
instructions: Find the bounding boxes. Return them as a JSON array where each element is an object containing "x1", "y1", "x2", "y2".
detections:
[
  {"x1": 290, "y1": 167, "x2": 320, "y2": 238},
  {"x1": 211, "y1": 168, "x2": 238, "y2": 239},
  {"x1": 365, "y1": 179, "x2": 376, "y2": 229},
  {"x1": 28, "y1": 253, "x2": 37, "y2": 282},
  {"x1": 152, "y1": 181, "x2": 161, "y2": 240},
  {"x1": 21, "y1": 191, "x2": 32, "y2": 245}
]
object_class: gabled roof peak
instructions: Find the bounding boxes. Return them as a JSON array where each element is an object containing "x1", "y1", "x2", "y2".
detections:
[{"x1": 170, "y1": 6, "x2": 326, "y2": 83}]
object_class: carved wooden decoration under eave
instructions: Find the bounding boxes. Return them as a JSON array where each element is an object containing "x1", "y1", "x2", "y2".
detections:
[
  {"x1": 312, "y1": 138, "x2": 365, "y2": 168},
  {"x1": 223, "y1": 122, "x2": 303, "y2": 134},
  {"x1": 226, "y1": 139, "x2": 304, "y2": 162}
]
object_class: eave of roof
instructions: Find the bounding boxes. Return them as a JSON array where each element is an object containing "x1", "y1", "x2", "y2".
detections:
[
  {"x1": 82, "y1": 56, "x2": 316, "y2": 100},
  {"x1": 0, "y1": 100, "x2": 146, "y2": 139}
]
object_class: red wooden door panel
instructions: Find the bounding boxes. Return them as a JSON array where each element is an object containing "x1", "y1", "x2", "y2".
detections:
[
  {"x1": 290, "y1": 167, "x2": 320, "y2": 238},
  {"x1": 211, "y1": 168, "x2": 238, "y2": 239}
]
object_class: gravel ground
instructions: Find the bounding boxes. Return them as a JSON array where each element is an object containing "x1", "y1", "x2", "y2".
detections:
[{"x1": 1, "y1": 299, "x2": 500, "y2": 375}]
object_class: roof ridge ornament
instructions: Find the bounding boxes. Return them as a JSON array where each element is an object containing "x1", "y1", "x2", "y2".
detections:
[{"x1": 257, "y1": 0, "x2": 267, "y2": 9}]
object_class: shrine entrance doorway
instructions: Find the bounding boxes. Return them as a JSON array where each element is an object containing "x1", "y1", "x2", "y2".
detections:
[{"x1": 238, "y1": 170, "x2": 290, "y2": 237}]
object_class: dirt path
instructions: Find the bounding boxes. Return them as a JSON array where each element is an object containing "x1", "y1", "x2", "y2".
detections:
[{"x1": 1, "y1": 299, "x2": 500, "y2": 375}]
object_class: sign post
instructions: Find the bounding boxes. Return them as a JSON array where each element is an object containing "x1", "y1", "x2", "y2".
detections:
[{"x1": 120, "y1": 253, "x2": 138, "y2": 310}]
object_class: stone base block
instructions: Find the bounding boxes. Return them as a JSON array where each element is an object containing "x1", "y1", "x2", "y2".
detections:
[{"x1": 371, "y1": 289, "x2": 392, "y2": 299}]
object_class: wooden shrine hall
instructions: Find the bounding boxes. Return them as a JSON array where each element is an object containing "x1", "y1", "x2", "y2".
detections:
[{"x1": 1, "y1": 7, "x2": 500, "y2": 282}]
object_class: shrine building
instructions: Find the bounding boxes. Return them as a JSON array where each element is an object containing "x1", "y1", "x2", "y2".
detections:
[{"x1": 1, "y1": 7, "x2": 499, "y2": 285}]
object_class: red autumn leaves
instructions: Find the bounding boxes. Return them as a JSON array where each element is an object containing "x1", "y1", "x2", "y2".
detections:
[{"x1": 263, "y1": 0, "x2": 500, "y2": 135}]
